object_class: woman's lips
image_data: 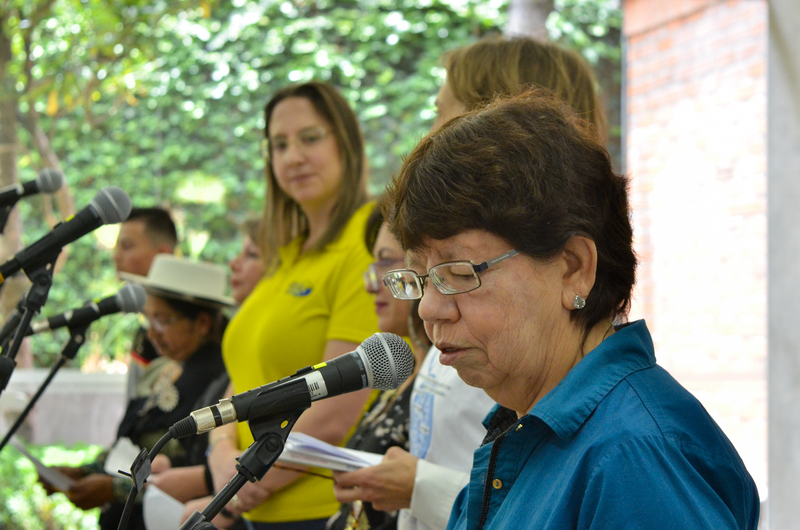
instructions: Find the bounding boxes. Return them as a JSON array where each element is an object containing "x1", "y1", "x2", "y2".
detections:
[
  {"x1": 290, "y1": 174, "x2": 314, "y2": 185},
  {"x1": 438, "y1": 345, "x2": 467, "y2": 366}
]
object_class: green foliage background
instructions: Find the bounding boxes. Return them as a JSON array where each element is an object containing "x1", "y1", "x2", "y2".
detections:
[
  {"x1": 7, "y1": 0, "x2": 621, "y2": 369},
  {"x1": 1, "y1": 1, "x2": 621, "y2": 528},
  {"x1": 0, "y1": 441, "x2": 102, "y2": 530}
]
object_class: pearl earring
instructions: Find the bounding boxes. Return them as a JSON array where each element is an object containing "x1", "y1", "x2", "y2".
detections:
[{"x1": 573, "y1": 295, "x2": 586, "y2": 310}]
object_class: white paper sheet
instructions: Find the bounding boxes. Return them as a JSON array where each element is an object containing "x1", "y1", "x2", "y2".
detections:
[
  {"x1": 104, "y1": 437, "x2": 142, "y2": 476},
  {"x1": 278, "y1": 432, "x2": 383, "y2": 472},
  {"x1": 143, "y1": 485, "x2": 185, "y2": 530},
  {"x1": 10, "y1": 437, "x2": 75, "y2": 492}
]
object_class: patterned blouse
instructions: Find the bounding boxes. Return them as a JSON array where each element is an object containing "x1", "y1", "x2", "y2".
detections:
[{"x1": 326, "y1": 379, "x2": 415, "y2": 530}]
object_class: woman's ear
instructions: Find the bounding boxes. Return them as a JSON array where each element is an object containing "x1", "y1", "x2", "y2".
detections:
[{"x1": 560, "y1": 236, "x2": 598, "y2": 310}]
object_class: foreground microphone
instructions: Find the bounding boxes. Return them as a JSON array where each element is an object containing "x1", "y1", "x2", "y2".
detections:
[
  {"x1": 28, "y1": 283, "x2": 146, "y2": 334},
  {"x1": 0, "y1": 187, "x2": 131, "y2": 284},
  {"x1": 183, "y1": 333, "x2": 414, "y2": 435},
  {"x1": 0, "y1": 169, "x2": 64, "y2": 209}
]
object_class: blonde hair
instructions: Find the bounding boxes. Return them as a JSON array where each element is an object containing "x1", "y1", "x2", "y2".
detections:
[
  {"x1": 261, "y1": 81, "x2": 369, "y2": 270},
  {"x1": 442, "y1": 36, "x2": 607, "y2": 142}
]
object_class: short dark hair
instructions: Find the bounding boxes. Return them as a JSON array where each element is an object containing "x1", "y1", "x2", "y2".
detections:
[
  {"x1": 126, "y1": 207, "x2": 178, "y2": 250},
  {"x1": 386, "y1": 89, "x2": 636, "y2": 333},
  {"x1": 162, "y1": 296, "x2": 227, "y2": 345}
]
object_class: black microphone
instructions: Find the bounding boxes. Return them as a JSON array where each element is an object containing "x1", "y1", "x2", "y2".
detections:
[
  {"x1": 0, "y1": 186, "x2": 131, "y2": 284},
  {"x1": 181, "y1": 333, "x2": 414, "y2": 435},
  {"x1": 27, "y1": 282, "x2": 147, "y2": 334},
  {"x1": 0, "y1": 169, "x2": 64, "y2": 209}
]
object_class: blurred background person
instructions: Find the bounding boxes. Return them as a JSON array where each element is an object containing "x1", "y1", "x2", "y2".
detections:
[
  {"x1": 112, "y1": 206, "x2": 178, "y2": 400},
  {"x1": 147, "y1": 218, "x2": 266, "y2": 529},
  {"x1": 228, "y1": 218, "x2": 267, "y2": 307},
  {"x1": 39, "y1": 255, "x2": 234, "y2": 530},
  {"x1": 333, "y1": 35, "x2": 609, "y2": 530},
  {"x1": 197, "y1": 80, "x2": 379, "y2": 530},
  {"x1": 382, "y1": 89, "x2": 758, "y2": 530},
  {"x1": 324, "y1": 203, "x2": 430, "y2": 530}
]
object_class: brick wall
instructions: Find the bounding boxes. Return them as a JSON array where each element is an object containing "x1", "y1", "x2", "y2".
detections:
[{"x1": 623, "y1": 0, "x2": 767, "y2": 493}]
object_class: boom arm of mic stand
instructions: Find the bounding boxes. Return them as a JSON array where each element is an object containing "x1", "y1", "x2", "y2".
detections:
[
  {"x1": 179, "y1": 378, "x2": 312, "y2": 530},
  {"x1": 0, "y1": 324, "x2": 90, "y2": 453},
  {"x1": 0, "y1": 259, "x2": 56, "y2": 399},
  {"x1": 0, "y1": 207, "x2": 10, "y2": 237}
]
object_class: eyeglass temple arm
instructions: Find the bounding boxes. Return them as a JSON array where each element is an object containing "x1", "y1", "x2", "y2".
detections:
[{"x1": 473, "y1": 249, "x2": 520, "y2": 272}]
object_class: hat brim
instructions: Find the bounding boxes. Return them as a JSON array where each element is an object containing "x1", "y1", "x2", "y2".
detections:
[{"x1": 119, "y1": 272, "x2": 237, "y2": 309}]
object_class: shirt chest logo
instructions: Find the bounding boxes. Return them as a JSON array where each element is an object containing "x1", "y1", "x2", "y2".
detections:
[{"x1": 288, "y1": 281, "x2": 313, "y2": 297}]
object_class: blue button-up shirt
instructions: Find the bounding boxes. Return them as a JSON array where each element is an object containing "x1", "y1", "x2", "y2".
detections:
[{"x1": 447, "y1": 320, "x2": 760, "y2": 530}]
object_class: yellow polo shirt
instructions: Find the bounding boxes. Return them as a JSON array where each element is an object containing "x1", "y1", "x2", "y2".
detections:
[{"x1": 222, "y1": 202, "x2": 378, "y2": 523}]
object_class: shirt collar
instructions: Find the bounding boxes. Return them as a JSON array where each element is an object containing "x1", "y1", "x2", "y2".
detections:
[{"x1": 527, "y1": 319, "x2": 655, "y2": 439}]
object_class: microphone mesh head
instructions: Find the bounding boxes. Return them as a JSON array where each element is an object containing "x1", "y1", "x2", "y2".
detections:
[
  {"x1": 117, "y1": 283, "x2": 147, "y2": 313},
  {"x1": 92, "y1": 187, "x2": 132, "y2": 224},
  {"x1": 36, "y1": 169, "x2": 64, "y2": 193},
  {"x1": 358, "y1": 333, "x2": 415, "y2": 390}
]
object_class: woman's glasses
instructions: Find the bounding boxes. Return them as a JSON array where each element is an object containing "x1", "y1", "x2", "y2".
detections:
[
  {"x1": 263, "y1": 126, "x2": 331, "y2": 157},
  {"x1": 362, "y1": 258, "x2": 405, "y2": 292},
  {"x1": 382, "y1": 249, "x2": 519, "y2": 300},
  {"x1": 142, "y1": 313, "x2": 186, "y2": 333}
]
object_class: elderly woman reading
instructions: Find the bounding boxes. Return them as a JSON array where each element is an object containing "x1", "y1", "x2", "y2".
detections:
[{"x1": 380, "y1": 90, "x2": 760, "y2": 530}]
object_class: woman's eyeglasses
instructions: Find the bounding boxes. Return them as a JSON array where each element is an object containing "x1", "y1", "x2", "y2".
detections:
[
  {"x1": 142, "y1": 314, "x2": 186, "y2": 333},
  {"x1": 362, "y1": 258, "x2": 405, "y2": 291},
  {"x1": 263, "y1": 126, "x2": 330, "y2": 157},
  {"x1": 382, "y1": 249, "x2": 519, "y2": 300}
]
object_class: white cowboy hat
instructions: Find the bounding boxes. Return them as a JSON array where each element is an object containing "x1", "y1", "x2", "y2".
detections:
[{"x1": 120, "y1": 254, "x2": 236, "y2": 309}]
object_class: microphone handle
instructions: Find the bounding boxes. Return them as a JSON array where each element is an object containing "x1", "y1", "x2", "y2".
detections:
[{"x1": 231, "y1": 352, "x2": 366, "y2": 422}]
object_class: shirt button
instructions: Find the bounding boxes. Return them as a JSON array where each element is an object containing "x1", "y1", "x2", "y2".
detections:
[
  {"x1": 492, "y1": 478, "x2": 503, "y2": 489},
  {"x1": 515, "y1": 423, "x2": 523, "y2": 431}
]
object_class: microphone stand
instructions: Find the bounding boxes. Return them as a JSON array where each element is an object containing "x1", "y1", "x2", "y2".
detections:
[
  {"x1": 0, "y1": 323, "x2": 90, "y2": 452},
  {"x1": 174, "y1": 378, "x2": 312, "y2": 530},
  {"x1": 0, "y1": 206, "x2": 11, "y2": 235},
  {"x1": 0, "y1": 296, "x2": 25, "y2": 349},
  {"x1": 0, "y1": 257, "x2": 57, "y2": 400}
]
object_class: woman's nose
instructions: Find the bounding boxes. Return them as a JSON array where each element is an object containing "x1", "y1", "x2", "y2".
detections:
[{"x1": 417, "y1": 284, "x2": 457, "y2": 324}]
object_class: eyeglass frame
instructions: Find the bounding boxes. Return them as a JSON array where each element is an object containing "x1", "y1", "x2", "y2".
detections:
[
  {"x1": 382, "y1": 249, "x2": 520, "y2": 300},
  {"x1": 363, "y1": 258, "x2": 406, "y2": 292},
  {"x1": 141, "y1": 312, "x2": 188, "y2": 333},
  {"x1": 261, "y1": 125, "x2": 331, "y2": 158}
]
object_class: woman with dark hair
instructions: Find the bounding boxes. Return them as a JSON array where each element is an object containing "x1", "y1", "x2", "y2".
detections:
[
  {"x1": 324, "y1": 204, "x2": 430, "y2": 530},
  {"x1": 334, "y1": 36, "x2": 610, "y2": 530},
  {"x1": 202, "y1": 81, "x2": 379, "y2": 530},
  {"x1": 377, "y1": 90, "x2": 759, "y2": 529}
]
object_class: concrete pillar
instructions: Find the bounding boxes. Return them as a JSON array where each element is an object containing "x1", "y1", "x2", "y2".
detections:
[{"x1": 767, "y1": 0, "x2": 800, "y2": 527}]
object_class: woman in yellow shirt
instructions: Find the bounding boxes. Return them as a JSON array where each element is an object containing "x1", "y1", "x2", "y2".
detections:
[{"x1": 200, "y1": 81, "x2": 379, "y2": 530}]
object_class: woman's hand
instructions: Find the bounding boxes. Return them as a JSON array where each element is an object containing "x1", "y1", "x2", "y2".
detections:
[
  {"x1": 230, "y1": 480, "x2": 272, "y2": 513},
  {"x1": 66, "y1": 474, "x2": 114, "y2": 510},
  {"x1": 332, "y1": 447, "x2": 418, "y2": 512},
  {"x1": 150, "y1": 454, "x2": 172, "y2": 474},
  {"x1": 38, "y1": 466, "x2": 84, "y2": 495},
  {"x1": 181, "y1": 496, "x2": 240, "y2": 529}
]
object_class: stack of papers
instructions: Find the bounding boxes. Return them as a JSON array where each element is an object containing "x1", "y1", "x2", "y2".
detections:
[
  {"x1": 278, "y1": 432, "x2": 383, "y2": 472},
  {"x1": 10, "y1": 437, "x2": 75, "y2": 492}
]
